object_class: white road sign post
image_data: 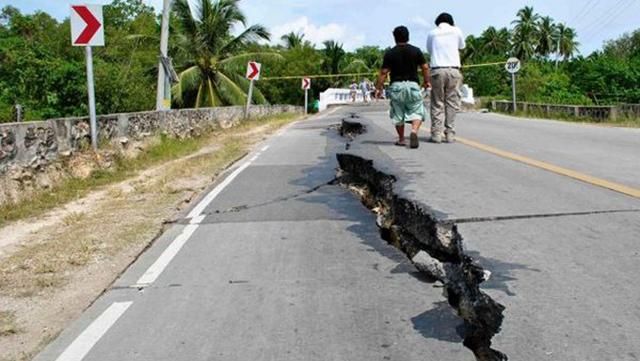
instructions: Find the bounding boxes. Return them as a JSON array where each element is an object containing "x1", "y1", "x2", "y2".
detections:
[
  {"x1": 505, "y1": 57, "x2": 521, "y2": 113},
  {"x1": 302, "y1": 77, "x2": 311, "y2": 115},
  {"x1": 245, "y1": 61, "x2": 261, "y2": 118},
  {"x1": 71, "y1": 4, "x2": 104, "y2": 150}
]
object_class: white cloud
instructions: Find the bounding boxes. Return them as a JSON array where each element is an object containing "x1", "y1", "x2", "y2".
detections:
[
  {"x1": 270, "y1": 16, "x2": 365, "y2": 50},
  {"x1": 410, "y1": 16, "x2": 431, "y2": 29}
]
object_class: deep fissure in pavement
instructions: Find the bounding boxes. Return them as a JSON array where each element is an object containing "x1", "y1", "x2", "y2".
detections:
[{"x1": 335, "y1": 121, "x2": 508, "y2": 361}]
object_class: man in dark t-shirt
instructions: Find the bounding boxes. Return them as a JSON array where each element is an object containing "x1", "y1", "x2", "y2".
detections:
[{"x1": 376, "y1": 26, "x2": 430, "y2": 149}]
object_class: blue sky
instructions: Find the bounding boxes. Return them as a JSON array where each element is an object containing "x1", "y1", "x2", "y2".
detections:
[{"x1": 4, "y1": 0, "x2": 640, "y2": 54}]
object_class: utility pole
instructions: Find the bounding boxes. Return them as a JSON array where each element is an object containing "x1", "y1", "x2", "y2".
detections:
[
  {"x1": 156, "y1": 0, "x2": 171, "y2": 110},
  {"x1": 555, "y1": 24, "x2": 562, "y2": 71}
]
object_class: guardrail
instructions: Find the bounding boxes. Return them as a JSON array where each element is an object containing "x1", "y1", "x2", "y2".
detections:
[{"x1": 491, "y1": 100, "x2": 640, "y2": 122}]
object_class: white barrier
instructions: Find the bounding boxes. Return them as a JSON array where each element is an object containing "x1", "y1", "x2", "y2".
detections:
[
  {"x1": 460, "y1": 84, "x2": 475, "y2": 105},
  {"x1": 319, "y1": 88, "x2": 368, "y2": 111},
  {"x1": 319, "y1": 85, "x2": 475, "y2": 111}
]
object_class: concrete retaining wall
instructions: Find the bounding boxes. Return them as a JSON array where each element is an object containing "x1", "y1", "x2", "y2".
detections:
[
  {"x1": 491, "y1": 100, "x2": 640, "y2": 122},
  {"x1": 0, "y1": 105, "x2": 301, "y2": 206}
]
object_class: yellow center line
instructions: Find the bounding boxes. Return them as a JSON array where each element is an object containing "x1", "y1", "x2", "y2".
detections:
[{"x1": 456, "y1": 136, "x2": 640, "y2": 199}]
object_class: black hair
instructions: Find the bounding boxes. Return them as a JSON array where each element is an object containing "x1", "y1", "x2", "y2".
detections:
[
  {"x1": 435, "y1": 13, "x2": 455, "y2": 26},
  {"x1": 393, "y1": 26, "x2": 410, "y2": 43}
]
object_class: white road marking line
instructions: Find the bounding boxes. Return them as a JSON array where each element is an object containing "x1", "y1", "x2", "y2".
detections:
[
  {"x1": 134, "y1": 215, "x2": 205, "y2": 287},
  {"x1": 185, "y1": 162, "x2": 252, "y2": 219},
  {"x1": 186, "y1": 147, "x2": 269, "y2": 219},
  {"x1": 55, "y1": 302, "x2": 132, "y2": 361},
  {"x1": 135, "y1": 145, "x2": 272, "y2": 287}
]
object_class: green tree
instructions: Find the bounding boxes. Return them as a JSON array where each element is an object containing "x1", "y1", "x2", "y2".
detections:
[
  {"x1": 321, "y1": 40, "x2": 345, "y2": 75},
  {"x1": 280, "y1": 32, "x2": 311, "y2": 49},
  {"x1": 556, "y1": 24, "x2": 579, "y2": 60},
  {"x1": 480, "y1": 27, "x2": 511, "y2": 56},
  {"x1": 511, "y1": 6, "x2": 540, "y2": 60},
  {"x1": 171, "y1": 0, "x2": 278, "y2": 108},
  {"x1": 462, "y1": 35, "x2": 482, "y2": 63},
  {"x1": 536, "y1": 16, "x2": 558, "y2": 57}
]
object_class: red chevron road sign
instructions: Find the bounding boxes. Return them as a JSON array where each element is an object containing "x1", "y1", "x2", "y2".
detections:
[
  {"x1": 302, "y1": 77, "x2": 311, "y2": 90},
  {"x1": 246, "y1": 62, "x2": 261, "y2": 81},
  {"x1": 70, "y1": 5, "x2": 104, "y2": 46}
]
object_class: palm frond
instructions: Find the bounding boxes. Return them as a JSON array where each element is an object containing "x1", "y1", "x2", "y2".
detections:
[
  {"x1": 173, "y1": 0, "x2": 199, "y2": 43},
  {"x1": 219, "y1": 25, "x2": 271, "y2": 56},
  {"x1": 206, "y1": 78, "x2": 224, "y2": 107},
  {"x1": 214, "y1": 71, "x2": 248, "y2": 106},
  {"x1": 173, "y1": 65, "x2": 203, "y2": 105},
  {"x1": 232, "y1": 73, "x2": 267, "y2": 104},
  {"x1": 195, "y1": 83, "x2": 204, "y2": 108},
  {"x1": 342, "y1": 59, "x2": 370, "y2": 74}
]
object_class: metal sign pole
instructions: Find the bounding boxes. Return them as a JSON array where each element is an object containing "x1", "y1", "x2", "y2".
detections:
[
  {"x1": 85, "y1": 46, "x2": 98, "y2": 150},
  {"x1": 245, "y1": 79, "x2": 254, "y2": 118},
  {"x1": 511, "y1": 73, "x2": 517, "y2": 113},
  {"x1": 304, "y1": 89, "x2": 308, "y2": 115}
]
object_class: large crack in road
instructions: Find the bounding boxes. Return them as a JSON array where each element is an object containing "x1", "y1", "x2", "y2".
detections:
[{"x1": 337, "y1": 118, "x2": 508, "y2": 361}]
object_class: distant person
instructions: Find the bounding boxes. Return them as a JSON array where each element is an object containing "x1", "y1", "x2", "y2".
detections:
[
  {"x1": 349, "y1": 81, "x2": 358, "y2": 102},
  {"x1": 376, "y1": 26, "x2": 430, "y2": 149},
  {"x1": 360, "y1": 79, "x2": 370, "y2": 103},
  {"x1": 426, "y1": 12, "x2": 465, "y2": 143}
]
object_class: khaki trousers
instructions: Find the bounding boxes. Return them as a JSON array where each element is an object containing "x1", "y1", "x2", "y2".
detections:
[{"x1": 430, "y1": 68, "x2": 463, "y2": 136}]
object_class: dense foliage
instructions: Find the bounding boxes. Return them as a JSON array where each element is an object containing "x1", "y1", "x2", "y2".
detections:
[
  {"x1": 463, "y1": 6, "x2": 639, "y2": 105},
  {"x1": 0, "y1": 1, "x2": 638, "y2": 122}
]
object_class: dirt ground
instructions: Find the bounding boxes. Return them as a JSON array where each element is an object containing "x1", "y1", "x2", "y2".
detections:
[{"x1": 0, "y1": 115, "x2": 300, "y2": 361}]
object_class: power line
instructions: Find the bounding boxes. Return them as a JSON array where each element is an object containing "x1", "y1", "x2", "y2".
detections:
[
  {"x1": 580, "y1": 0, "x2": 636, "y2": 44},
  {"x1": 579, "y1": 0, "x2": 633, "y2": 41},
  {"x1": 261, "y1": 61, "x2": 507, "y2": 81},
  {"x1": 569, "y1": 0, "x2": 599, "y2": 27}
]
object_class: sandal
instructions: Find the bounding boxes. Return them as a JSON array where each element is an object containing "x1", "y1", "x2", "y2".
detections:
[
  {"x1": 394, "y1": 141, "x2": 406, "y2": 147},
  {"x1": 410, "y1": 133, "x2": 419, "y2": 149}
]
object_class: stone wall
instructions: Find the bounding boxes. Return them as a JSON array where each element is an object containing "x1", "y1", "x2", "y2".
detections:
[{"x1": 0, "y1": 105, "x2": 301, "y2": 206}]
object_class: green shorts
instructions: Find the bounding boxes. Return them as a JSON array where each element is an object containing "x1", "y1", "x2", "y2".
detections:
[{"x1": 388, "y1": 81, "x2": 426, "y2": 125}]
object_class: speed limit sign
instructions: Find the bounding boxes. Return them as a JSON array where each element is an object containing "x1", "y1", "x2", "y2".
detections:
[{"x1": 505, "y1": 57, "x2": 521, "y2": 74}]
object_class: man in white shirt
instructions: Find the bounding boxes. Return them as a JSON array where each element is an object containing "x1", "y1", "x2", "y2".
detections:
[{"x1": 426, "y1": 13, "x2": 465, "y2": 143}]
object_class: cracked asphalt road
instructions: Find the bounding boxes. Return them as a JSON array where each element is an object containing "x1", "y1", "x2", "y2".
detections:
[
  {"x1": 34, "y1": 108, "x2": 474, "y2": 361},
  {"x1": 341, "y1": 105, "x2": 640, "y2": 360},
  {"x1": 34, "y1": 106, "x2": 640, "y2": 361}
]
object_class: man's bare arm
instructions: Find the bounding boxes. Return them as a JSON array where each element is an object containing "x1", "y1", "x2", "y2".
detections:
[
  {"x1": 376, "y1": 68, "x2": 390, "y2": 98},
  {"x1": 421, "y1": 64, "x2": 431, "y2": 89}
]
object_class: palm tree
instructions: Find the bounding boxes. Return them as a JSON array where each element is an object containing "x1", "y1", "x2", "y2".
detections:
[
  {"x1": 342, "y1": 59, "x2": 370, "y2": 74},
  {"x1": 281, "y1": 31, "x2": 305, "y2": 49},
  {"x1": 556, "y1": 24, "x2": 579, "y2": 60},
  {"x1": 322, "y1": 40, "x2": 345, "y2": 74},
  {"x1": 353, "y1": 46, "x2": 384, "y2": 70},
  {"x1": 536, "y1": 16, "x2": 558, "y2": 57},
  {"x1": 511, "y1": 6, "x2": 541, "y2": 60},
  {"x1": 481, "y1": 26, "x2": 511, "y2": 56},
  {"x1": 171, "y1": 0, "x2": 280, "y2": 108},
  {"x1": 462, "y1": 35, "x2": 482, "y2": 63}
]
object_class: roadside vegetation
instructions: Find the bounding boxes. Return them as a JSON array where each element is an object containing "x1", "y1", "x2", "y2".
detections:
[{"x1": 1, "y1": 0, "x2": 638, "y2": 123}]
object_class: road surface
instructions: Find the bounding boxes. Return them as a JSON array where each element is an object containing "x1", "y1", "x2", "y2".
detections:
[{"x1": 35, "y1": 106, "x2": 640, "y2": 361}]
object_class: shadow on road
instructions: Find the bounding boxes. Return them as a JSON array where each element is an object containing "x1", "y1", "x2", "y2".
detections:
[{"x1": 411, "y1": 302, "x2": 467, "y2": 344}]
